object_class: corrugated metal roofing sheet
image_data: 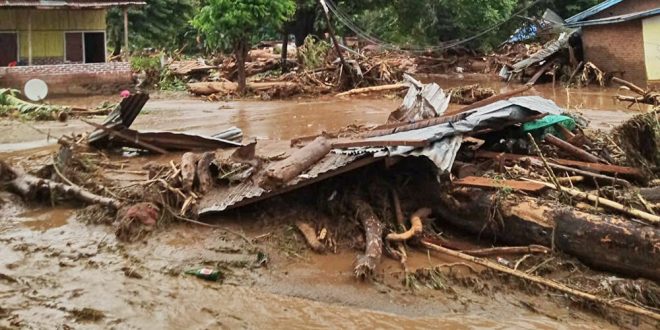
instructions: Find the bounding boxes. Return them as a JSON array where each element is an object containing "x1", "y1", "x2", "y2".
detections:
[
  {"x1": 197, "y1": 154, "x2": 376, "y2": 215},
  {"x1": 565, "y1": 0, "x2": 624, "y2": 23},
  {"x1": 198, "y1": 95, "x2": 565, "y2": 215},
  {"x1": 566, "y1": 8, "x2": 660, "y2": 27}
]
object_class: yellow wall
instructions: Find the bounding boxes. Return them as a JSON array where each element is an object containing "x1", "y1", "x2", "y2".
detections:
[
  {"x1": 643, "y1": 15, "x2": 660, "y2": 81},
  {"x1": 0, "y1": 9, "x2": 106, "y2": 60}
]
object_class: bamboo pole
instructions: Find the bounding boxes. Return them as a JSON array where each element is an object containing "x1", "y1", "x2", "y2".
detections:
[
  {"x1": 525, "y1": 179, "x2": 660, "y2": 224},
  {"x1": 421, "y1": 241, "x2": 660, "y2": 321}
]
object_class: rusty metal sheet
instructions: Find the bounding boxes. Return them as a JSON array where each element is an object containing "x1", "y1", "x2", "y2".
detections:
[
  {"x1": 123, "y1": 129, "x2": 242, "y2": 151},
  {"x1": 88, "y1": 92, "x2": 150, "y2": 146},
  {"x1": 197, "y1": 154, "x2": 378, "y2": 215},
  {"x1": 453, "y1": 176, "x2": 547, "y2": 192}
]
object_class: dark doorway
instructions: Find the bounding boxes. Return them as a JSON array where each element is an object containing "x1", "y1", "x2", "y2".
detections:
[
  {"x1": 65, "y1": 32, "x2": 83, "y2": 62},
  {"x1": 0, "y1": 33, "x2": 18, "y2": 66},
  {"x1": 84, "y1": 32, "x2": 105, "y2": 63}
]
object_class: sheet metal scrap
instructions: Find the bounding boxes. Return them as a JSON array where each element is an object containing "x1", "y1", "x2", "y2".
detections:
[
  {"x1": 114, "y1": 129, "x2": 241, "y2": 152},
  {"x1": 197, "y1": 153, "x2": 377, "y2": 215},
  {"x1": 338, "y1": 96, "x2": 564, "y2": 173},
  {"x1": 499, "y1": 32, "x2": 572, "y2": 80},
  {"x1": 387, "y1": 74, "x2": 450, "y2": 123},
  {"x1": 87, "y1": 92, "x2": 242, "y2": 152},
  {"x1": 88, "y1": 92, "x2": 150, "y2": 146}
]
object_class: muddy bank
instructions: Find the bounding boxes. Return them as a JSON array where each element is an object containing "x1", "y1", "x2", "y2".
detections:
[{"x1": 0, "y1": 193, "x2": 621, "y2": 329}]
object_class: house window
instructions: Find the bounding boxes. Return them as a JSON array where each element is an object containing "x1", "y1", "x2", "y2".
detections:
[
  {"x1": 0, "y1": 32, "x2": 19, "y2": 67},
  {"x1": 65, "y1": 32, "x2": 106, "y2": 63}
]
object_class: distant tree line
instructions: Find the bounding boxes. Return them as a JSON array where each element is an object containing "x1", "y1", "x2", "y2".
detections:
[
  {"x1": 108, "y1": 0, "x2": 602, "y2": 55},
  {"x1": 107, "y1": 0, "x2": 602, "y2": 92}
]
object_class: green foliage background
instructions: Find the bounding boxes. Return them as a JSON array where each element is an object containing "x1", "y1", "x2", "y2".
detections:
[{"x1": 107, "y1": 0, "x2": 603, "y2": 54}]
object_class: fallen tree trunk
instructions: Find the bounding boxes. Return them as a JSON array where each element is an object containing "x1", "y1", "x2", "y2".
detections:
[
  {"x1": 352, "y1": 198, "x2": 384, "y2": 279},
  {"x1": 554, "y1": 209, "x2": 660, "y2": 281},
  {"x1": 188, "y1": 81, "x2": 300, "y2": 96},
  {"x1": 335, "y1": 84, "x2": 407, "y2": 98},
  {"x1": 436, "y1": 187, "x2": 660, "y2": 280},
  {"x1": 640, "y1": 186, "x2": 660, "y2": 203},
  {"x1": 0, "y1": 161, "x2": 120, "y2": 210},
  {"x1": 261, "y1": 136, "x2": 332, "y2": 187}
]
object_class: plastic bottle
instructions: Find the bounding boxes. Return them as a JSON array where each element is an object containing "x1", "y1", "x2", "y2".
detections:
[{"x1": 185, "y1": 267, "x2": 221, "y2": 281}]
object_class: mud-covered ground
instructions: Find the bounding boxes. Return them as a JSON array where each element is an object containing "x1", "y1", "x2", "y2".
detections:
[
  {"x1": 0, "y1": 79, "x2": 655, "y2": 329},
  {"x1": 0, "y1": 192, "x2": 631, "y2": 329}
]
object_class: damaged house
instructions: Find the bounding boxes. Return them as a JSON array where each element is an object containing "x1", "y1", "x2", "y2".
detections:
[
  {"x1": 0, "y1": 0, "x2": 144, "y2": 94},
  {"x1": 566, "y1": 0, "x2": 660, "y2": 87}
]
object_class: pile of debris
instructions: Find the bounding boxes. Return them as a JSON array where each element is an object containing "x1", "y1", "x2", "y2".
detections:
[
  {"x1": 0, "y1": 89, "x2": 117, "y2": 121},
  {"x1": 1, "y1": 80, "x2": 659, "y2": 323}
]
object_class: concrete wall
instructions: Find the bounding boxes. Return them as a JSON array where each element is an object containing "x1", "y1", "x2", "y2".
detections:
[
  {"x1": 0, "y1": 62, "x2": 133, "y2": 95},
  {"x1": 0, "y1": 9, "x2": 107, "y2": 64}
]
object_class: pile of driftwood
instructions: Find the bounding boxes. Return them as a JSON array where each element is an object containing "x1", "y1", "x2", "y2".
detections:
[{"x1": 1, "y1": 82, "x2": 659, "y2": 324}]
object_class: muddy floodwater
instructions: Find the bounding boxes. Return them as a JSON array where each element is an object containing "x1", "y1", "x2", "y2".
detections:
[
  {"x1": 0, "y1": 77, "x2": 651, "y2": 329},
  {"x1": 0, "y1": 75, "x2": 648, "y2": 153}
]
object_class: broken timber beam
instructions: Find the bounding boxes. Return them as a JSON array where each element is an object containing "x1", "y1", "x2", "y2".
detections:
[
  {"x1": 475, "y1": 151, "x2": 643, "y2": 178},
  {"x1": 543, "y1": 133, "x2": 605, "y2": 164},
  {"x1": 449, "y1": 85, "x2": 532, "y2": 115},
  {"x1": 332, "y1": 139, "x2": 429, "y2": 149},
  {"x1": 452, "y1": 176, "x2": 547, "y2": 192}
]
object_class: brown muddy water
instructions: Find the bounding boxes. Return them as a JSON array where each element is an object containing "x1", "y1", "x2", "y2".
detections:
[
  {"x1": 0, "y1": 77, "x2": 651, "y2": 328},
  {"x1": 0, "y1": 76, "x2": 648, "y2": 153}
]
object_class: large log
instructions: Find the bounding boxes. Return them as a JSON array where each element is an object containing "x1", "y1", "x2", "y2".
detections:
[
  {"x1": 436, "y1": 188, "x2": 554, "y2": 247},
  {"x1": 351, "y1": 198, "x2": 384, "y2": 279},
  {"x1": 554, "y1": 209, "x2": 660, "y2": 281},
  {"x1": 0, "y1": 161, "x2": 121, "y2": 210},
  {"x1": 436, "y1": 188, "x2": 660, "y2": 280},
  {"x1": 261, "y1": 136, "x2": 332, "y2": 187},
  {"x1": 188, "y1": 81, "x2": 300, "y2": 96}
]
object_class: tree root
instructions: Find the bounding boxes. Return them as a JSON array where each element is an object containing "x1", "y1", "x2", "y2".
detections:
[
  {"x1": 386, "y1": 208, "x2": 432, "y2": 242},
  {"x1": 296, "y1": 221, "x2": 325, "y2": 253}
]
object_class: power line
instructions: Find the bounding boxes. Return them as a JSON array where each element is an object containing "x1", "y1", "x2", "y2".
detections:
[{"x1": 322, "y1": 0, "x2": 545, "y2": 52}]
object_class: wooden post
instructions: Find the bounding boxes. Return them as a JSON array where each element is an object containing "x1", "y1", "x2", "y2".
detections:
[
  {"x1": 27, "y1": 9, "x2": 32, "y2": 65},
  {"x1": 123, "y1": 7, "x2": 129, "y2": 56}
]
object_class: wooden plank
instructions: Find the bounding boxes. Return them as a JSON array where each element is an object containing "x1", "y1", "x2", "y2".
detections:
[
  {"x1": 475, "y1": 151, "x2": 643, "y2": 177},
  {"x1": 332, "y1": 139, "x2": 429, "y2": 149},
  {"x1": 453, "y1": 176, "x2": 547, "y2": 192}
]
